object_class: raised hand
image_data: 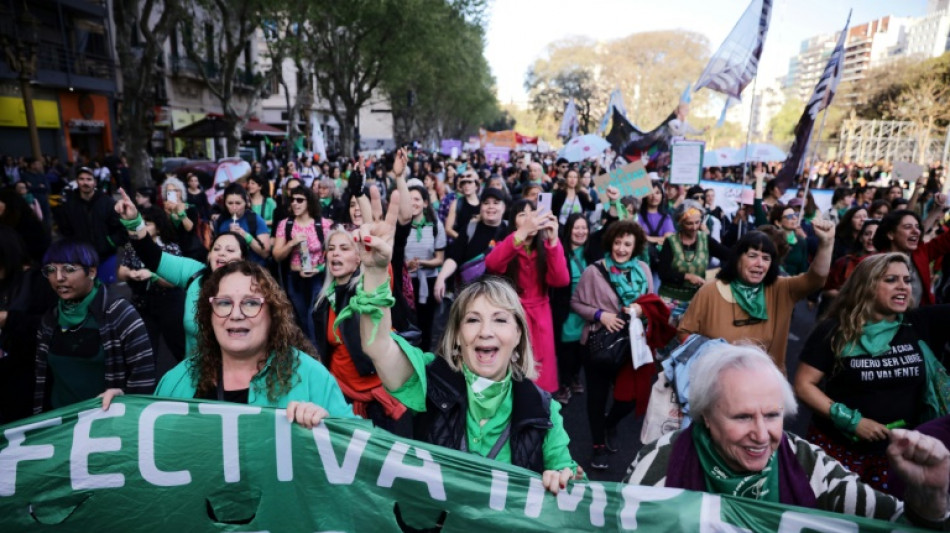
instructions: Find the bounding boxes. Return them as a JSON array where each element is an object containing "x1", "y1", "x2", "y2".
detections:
[
  {"x1": 354, "y1": 189, "x2": 401, "y2": 271},
  {"x1": 392, "y1": 147, "x2": 408, "y2": 179},
  {"x1": 115, "y1": 188, "x2": 139, "y2": 220},
  {"x1": 812, "y1": 218, "x2": 836, "y2": 244}
]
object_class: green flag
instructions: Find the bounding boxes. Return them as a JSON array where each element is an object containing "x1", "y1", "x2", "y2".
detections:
[{"x1": 0, "y1": 397, "x2": 926, "y2": 531}]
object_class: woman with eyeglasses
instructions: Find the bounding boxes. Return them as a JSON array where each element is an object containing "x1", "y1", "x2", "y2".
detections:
[
  {"x1": 272, "y1": 186, "x2": 331, "y2": 345},
  {"x1": 115, "y1": 188, "x2": 250, "y2": 360},
  {"x1": 35, "y1": 239, "x2": 155, "y2": 414},
  {"x1": 678, "y1": 223, "x2": 834, "y2": 374},
  {"x1": 444, "y1": 171, "x2": 481, "y2": 240},
  {"x1": 795, "y1": 253, "x2": 950, "y2": 492},
  {"x1": 150, "y1": 261, "x2": 355, "y2": 426},
  {"x1": 768, "y1": 203, "x2": 809, "y2": 276}
]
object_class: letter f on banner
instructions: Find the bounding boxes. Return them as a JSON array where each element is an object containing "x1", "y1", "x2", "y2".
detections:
[{"x1": 0, "y1": 418, "x2": 62, "y2": 496}]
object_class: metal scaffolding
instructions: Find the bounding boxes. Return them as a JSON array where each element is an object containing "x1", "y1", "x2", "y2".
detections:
[{"x1": 837, "y1": 119, "x2": 950, "y2": 166}]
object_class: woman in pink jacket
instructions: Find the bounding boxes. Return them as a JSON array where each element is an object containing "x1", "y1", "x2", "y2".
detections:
[{"x1": 486, "y1": 199, "x2": 569, "y2": 393}]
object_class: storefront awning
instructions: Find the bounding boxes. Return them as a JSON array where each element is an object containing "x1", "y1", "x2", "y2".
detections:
[{"x1": 171, "y1": 114, "x2": 287, "y2": 138}]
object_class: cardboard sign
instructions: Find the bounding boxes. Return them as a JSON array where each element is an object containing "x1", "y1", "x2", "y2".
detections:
[
  {"x1": 593, "y1": 160, "x2": 652, "y2": 199},
  {"x1": 892, "y1": 161, "x2": 925, "y2": 182},
  {"x1": 670, "y1": 141, "x2": 705, "y2": 185}
]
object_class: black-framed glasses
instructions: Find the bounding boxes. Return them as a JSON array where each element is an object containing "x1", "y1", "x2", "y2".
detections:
[
  {"x1": 41, "y1": 264, "x2": 83, "y2": 277},
  {"x1": 290, "y1": 197, "x2": 307, "y2": 204},
  {"x1": 209, "y1": 297, "x2": 266, "y2": 318}
]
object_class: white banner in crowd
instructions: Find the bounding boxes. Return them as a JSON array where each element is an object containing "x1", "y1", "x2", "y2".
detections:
[{"x1": 698, "y1": 180, "x2": 833, "y2": 218}]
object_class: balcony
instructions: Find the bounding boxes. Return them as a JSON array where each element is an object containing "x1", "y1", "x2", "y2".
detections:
[{"x1": 170, "y1": 56, "x2": 218, "y2": 80}]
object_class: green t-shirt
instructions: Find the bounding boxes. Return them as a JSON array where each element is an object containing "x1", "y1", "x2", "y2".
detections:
[
  {"x1": 388, "y1": 334, "x2": 577, "y2": 472},
  {"x1": 562, "y1": 247, "x2": 587, "y2": 343},
  {"x1": 48, "y1": 315, "x2": 106, "y2": 409}
]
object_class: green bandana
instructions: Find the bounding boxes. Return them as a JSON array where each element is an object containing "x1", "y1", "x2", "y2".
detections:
[
  {"x1": 603, "y1": 256, "x2": 648, "y2": 307},
  {"x1": 692, "y1": 423, "x2": 780, "y2": 502},
  {"x1": 320, "y1": 197, "x2": 332, "y2": 209},
  {"x1": 411, "y1": 219, "x2": 433, "y2": 242},
  {"x1": 842, "y1": 317, "x2": 901, "y2": 357},
  {"x1": 57, "y1": 279, "x2": 100, "y2": 330},
  {"x1": 462, "y1": 365, "x2": 512, "y2": 423},
  {"x1": 333, "y1": 277, "x2": 395, "y2": 344},
  {"x1": 23, "y1": 192, "x2": 35, "y2": 204},
  {"x1": 785, "y1": 231, "x2": 797, "y2": 246},
  {"x1": 730, "y1": 280, "x2": 767, "y2": 321}
]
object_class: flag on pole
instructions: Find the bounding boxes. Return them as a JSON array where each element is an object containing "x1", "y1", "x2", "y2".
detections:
[
  {"x1": 597, "y1": 89, "x2": 628, "y2": 134},
  {"x1": 694, "y1": 0, "x2": 773, "y2": 126},
  {"x1": 606, "y1": 107, "x2": 677, "y2": 169},
  {"x1": 774, "y1": 10, "x2": 851, "y2": 189},
  {"x1": 558, "y1": 98, "x2": 579, "y2": 139}
]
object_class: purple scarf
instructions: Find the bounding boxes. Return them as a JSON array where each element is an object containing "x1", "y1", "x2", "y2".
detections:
[{"x1": 666, "y1": 425, "x2": 818, "y2": 508}]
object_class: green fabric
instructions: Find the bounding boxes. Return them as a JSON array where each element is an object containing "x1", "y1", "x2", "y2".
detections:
[
  {"x1": 730, "y1": 280, "x2": 767, "y2": 320},
  {"x1": 842, "y1": 317, "x2": 902, "y2": 357},
  {"x1": 660, "y1": 233, "x2": 708, "y2": 302},
  {"x1": 411, "y1": 219, "x2": 433, "y2": 242},
  {"x1": 333, "y1": 278, "x2": 395, "y2": 344},
  {"x1": 462, "y1": 365, "x2": 512, "y2": 424},
  {"x1": 57, "y1": 279, "x2": 100, "y2": 330},
  {"x1": 250, "y1": 197, "x2": 276, "y2": 225},
  {"x1": 829, "y1": 402, "x2": 863, "y2": 435},
  {"x1": 387, "y1": 334, "x2": 577, "y2": 473},
  {"x1": 603, "y1": 256, "x2": 648, "y2": 307},
  {"x1": 692, "y1": 423, "x2": 780, "y2": 502},
  {"x1": 561, "y1": 247, "x2": 587, "y2": 343},
  {"x1": 120, "y1": 213, "x2": 144, "y2": 231},
  {"x1": 920, "y1": 340, "x2": 950, "y2": 421},
  {"x1": 320, "y1": 197, "x2": 332, "y2": 209},
  {"x1": 785, "y1": 231, "x2": 797, "y2": 246},
  {"x1": 155, "y1": 253, "x2": 205, "y2": 359},
  {"x1": 154, "y1": 347, "x2": 357, "y2": 417},
  {"x1": 609, "y1": 200, "x2": 628, "y2": 220},
  {"x1": 48, "y1": 315, "x2": 104, "y2": 409}
]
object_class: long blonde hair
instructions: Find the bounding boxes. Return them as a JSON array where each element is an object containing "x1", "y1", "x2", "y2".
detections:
[
  {"x1": 437, "y1": 276, "x2": 537, "y2": 381},
  {"x1": 825, "y1": 252, "x2": 913, "y2": 357}
]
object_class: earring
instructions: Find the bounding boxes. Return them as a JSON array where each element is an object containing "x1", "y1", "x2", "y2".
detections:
[{"x1": 511, "y1": 351, "x2": 520, "y2": 363}]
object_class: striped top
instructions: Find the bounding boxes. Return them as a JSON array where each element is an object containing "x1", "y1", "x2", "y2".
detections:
[
  {"x1": 34, "y1": 284, "x2": 155, "y2": 414},
  {"x1": 625, "y1": 429, "x2": 907, "y2": 522}
]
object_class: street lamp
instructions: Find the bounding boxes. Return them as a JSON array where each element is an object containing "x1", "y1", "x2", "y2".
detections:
[{"x1": 0, "y1": 2, "x2": 42, "y2": 161}]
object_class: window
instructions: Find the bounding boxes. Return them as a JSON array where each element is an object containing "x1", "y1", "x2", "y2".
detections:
[
  {"x1": 204, "y1": 23, "x2": 214, "y2": 66},
  {"x1": 170, "y1": 27, "x2": 179, "y2": 58}
]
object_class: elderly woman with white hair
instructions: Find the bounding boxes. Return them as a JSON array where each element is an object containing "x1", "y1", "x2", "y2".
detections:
[
  {"x1": 161, "y1": 175, "x2": 207, "y2": 261},
  {"x1": 625, "y1": 343, "x2": 950, "y2": 528}
]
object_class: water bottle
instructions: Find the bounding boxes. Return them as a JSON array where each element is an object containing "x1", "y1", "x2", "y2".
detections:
[{"x1": 299, "y1": 240, "x2": 313, "y2": 272}]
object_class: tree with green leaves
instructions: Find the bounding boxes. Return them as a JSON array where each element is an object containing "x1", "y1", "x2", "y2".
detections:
[{"x1": 112, "y1": 0, "x2": 182, "y2": 186}]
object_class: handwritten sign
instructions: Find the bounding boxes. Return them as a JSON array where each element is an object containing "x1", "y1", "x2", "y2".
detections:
[
  {"x1": 484, "y1": 145, "x2": 510, "y2": 164},
  {"x1": 670, "y1": 141, "x2": 705, "y2": 185},
  {"x1": 593, "y1": 160, "x2": 652, "y2": 199}
]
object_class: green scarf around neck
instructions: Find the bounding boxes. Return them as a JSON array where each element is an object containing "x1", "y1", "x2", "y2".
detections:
[
  {"x1": 411, "y1": 218, "x2": 433, "y2": 242},
  {"x1": 603, "y1": 255, "x2": 648, "y2": 307},
  {"x1": 58, "y1": 279, "x2": 100, "y2": 330},
  {"x1": 692, "y1": 423, "x2": 780, "y2": 502},
  {"x1": 462, "y1": 365, "x2": 512, "y2": 423},
  {"x1": 842, "y1": 316, "x2": 901, "y2": 357},
  {"x1": 320, "y1": 197, "x2": 332, "y2": 209},
  {"x1": 730, "y1": 280, "x2": 767, "y2": 321},
  {"x1": 785, "y1": 231, "x2": 797, "y2": 246}
]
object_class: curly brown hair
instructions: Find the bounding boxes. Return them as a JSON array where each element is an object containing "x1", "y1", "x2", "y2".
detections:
[
  {"x1": 602, "y1": 219, "x2": 646, "y2": 259},
  {"x1": 191, "y1": 261, "x2": 317, "y2": 402}
]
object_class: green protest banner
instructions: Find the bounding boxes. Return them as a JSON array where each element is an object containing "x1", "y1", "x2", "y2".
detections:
[
  {"x1": 0, "y1": 397, "x2": 926, "y2": 531},
  {"x1": 593, "y1": 161, "x2": 653, "y2": 200}
]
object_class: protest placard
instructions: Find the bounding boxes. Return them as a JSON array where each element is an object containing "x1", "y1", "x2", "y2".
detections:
[
  {"x1": 670, "y1": 141, "x2": 705, "y2": 185},
  {"x1": 593, "y1": 160, "x2": 653, "y2": 199},
  {"x1": 484, "y1": 145, "x2": 510, "y2": 164}
]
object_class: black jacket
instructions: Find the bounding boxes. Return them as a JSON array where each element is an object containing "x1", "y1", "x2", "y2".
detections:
[
  {"x1": 414, "y1": 357, "x2": 552, "y2": 473},
  {"x1": 54, "y1": 190, "x2": 126, "y2": 259}
]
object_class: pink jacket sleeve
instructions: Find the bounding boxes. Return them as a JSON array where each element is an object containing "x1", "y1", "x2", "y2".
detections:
[
  {"x1": 485, "y1": 232, "x2": 517, "y2": 274},
  {"x1": 545, "y1": 238, "x2": 570, "y2": 288}
]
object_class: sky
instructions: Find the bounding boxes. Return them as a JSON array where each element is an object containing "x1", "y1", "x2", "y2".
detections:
[{"x1": 485, "y1": 0, "x2": 930, "y2": 106}]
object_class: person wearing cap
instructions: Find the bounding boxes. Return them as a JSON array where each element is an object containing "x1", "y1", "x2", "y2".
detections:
[
  {"x1": 444, "y1": 169, "x2": 481, "y2": 240},
  {"x1": 52, "y1": 166, "x2": 126, "y2": 284},
  {"x1": 657, "y1": 200, "x2": 732, "y2": 320},
  {"x1": 434, "y1": 187, "x2": 508, "y2": 302}
]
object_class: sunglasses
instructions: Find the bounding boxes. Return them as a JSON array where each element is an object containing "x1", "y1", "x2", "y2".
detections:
[
  {"x1": 290, "y1": 197, "x2": 307, "y2": 204},
  {"x1": 783, "y1": 213, "x2": 799, "y2": 220},
  {"x1": 42, "y1": 264, "x2": 83, "y2": 277},
  {"x1": 459, "y1": 179, "x2": 475, "y2": 186},
  {"x1": 209, "y1": 297, "x2": 266, "y2": 318}
]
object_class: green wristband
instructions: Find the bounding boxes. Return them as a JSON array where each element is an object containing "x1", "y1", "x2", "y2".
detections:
[
  {"x1": 829, "y1": 402, "x2": 862, "y2": 435},
  {"x1": 120, "y1": 213, "x2": 145, "y2": 232},
  {"x1": 243, "y1": 232, "x2": 253, "y2": 245},
  {"x1": 333, "y1": 276, "x2": 395, "y2": 344}
]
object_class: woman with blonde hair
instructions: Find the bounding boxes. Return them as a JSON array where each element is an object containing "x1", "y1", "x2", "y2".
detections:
[
  {"x1": 795, "y1": 252, "x2": 950, "y2": 492},
  {"x1": 351, "y1": 196, "x2": 579, "y2": 494}
]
